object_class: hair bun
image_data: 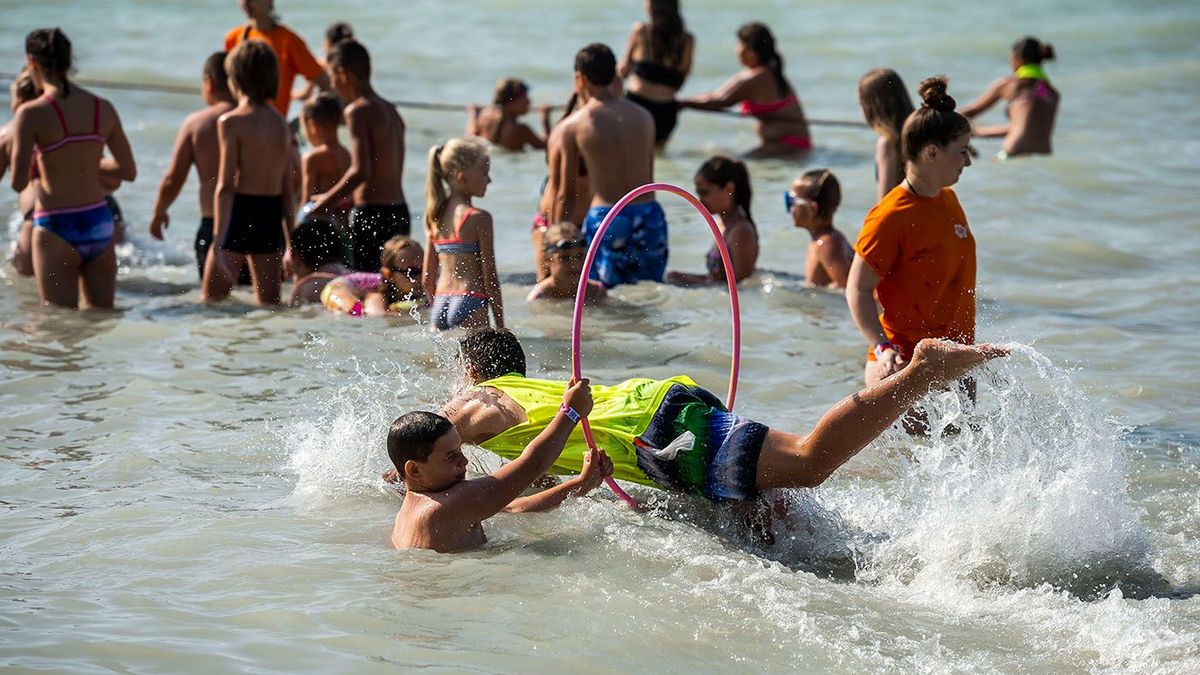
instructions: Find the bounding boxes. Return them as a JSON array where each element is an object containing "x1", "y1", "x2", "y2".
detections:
[
  {"x1": 1041, "y1": 43, "x2": 1056, "y2": 62},
  {"x1": 917, "y1": 76, "x2": 956, "y2": 112}
]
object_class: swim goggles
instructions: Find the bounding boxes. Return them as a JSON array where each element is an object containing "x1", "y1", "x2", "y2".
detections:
[{"x1": 544, "y1": 238, "x2": 586, "y2": 254}]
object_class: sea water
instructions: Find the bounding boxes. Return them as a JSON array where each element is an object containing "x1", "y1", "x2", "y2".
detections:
[{"x1": 1, "y1": 0, "x2": 1198, "y2": 671}]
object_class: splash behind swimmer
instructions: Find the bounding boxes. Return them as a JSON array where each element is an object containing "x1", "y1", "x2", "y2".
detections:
[
  {"x1": 422, "y1": 138, "x2": 504, "y2": 331},
  {"x1": 10, "y1": 28, "x2": 137, "y2": 309},
  {"x1": 667, "y1": 156, "x2": 758, "y2": 286},
  {"x1": 848, "y1": 76, "x2": 976, "y2": 393},
  {"x1": 679, "y1": 22, "x2": 811, "y2": 158},
  {"x1": 617, "y1": 0, "x2": 695, "y2": 148},
  {"x1": 858, "y1": 69, "x2": 915, "y2": 201},
  {"x1": 789, "y1": 169, "x2": 852, "y2": 289},
  {"x1": 960, "y1": 36, "x2": 1060, "y2": 157}
]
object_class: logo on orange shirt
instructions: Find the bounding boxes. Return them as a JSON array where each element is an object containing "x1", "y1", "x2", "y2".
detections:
[{"x1": 954, "y1": 223, "x2": 969, "y2": 239}]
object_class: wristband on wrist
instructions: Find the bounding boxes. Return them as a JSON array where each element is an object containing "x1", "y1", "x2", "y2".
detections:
[
  {"x1": 873, "y1": 341, "x2": 896, "y2": 359},
  {"x1": 558, "y1": 403, "x2": 581, "y2": 423}
]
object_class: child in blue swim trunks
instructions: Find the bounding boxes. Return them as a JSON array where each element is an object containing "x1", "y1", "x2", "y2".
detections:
[{"x1": 583, "y1": 201, "x2": 669, "y2": 288}]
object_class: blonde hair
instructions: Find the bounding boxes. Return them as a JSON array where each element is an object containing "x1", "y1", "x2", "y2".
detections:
[
  {"x1": 379, "y1": 235, "x2": 424, "y2": 306},
  {"x1": 424, "y1": 137, "x2": 489, "y2": 232}
]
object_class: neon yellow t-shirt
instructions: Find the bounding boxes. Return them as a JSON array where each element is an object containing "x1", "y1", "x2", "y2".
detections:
[{"x1": 477, "y1": 374, "x2": 697, "y2": 485}]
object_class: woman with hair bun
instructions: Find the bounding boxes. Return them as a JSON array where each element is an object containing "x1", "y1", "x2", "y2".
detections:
[
  {"x1": 679, "y1": 22, "x2": 811, "y2": 158},
  {"x1": 847, "y1": 77, "x2": 976, "y2": 396},
  {"x1": 959, "y1": 36, "x2": 1059, "y2": 157}
]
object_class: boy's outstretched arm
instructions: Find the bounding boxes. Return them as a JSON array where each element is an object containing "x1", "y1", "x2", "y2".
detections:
[
  {"x1": 447, "y1": 379, "x2": 594, "y2": 524},
  {"x1": 504, "y1": 448, "x2": 613, "y2": 513}
]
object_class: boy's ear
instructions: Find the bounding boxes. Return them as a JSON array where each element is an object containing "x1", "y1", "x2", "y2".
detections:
[{"x1": 403, "y1": 460, "x2": 419, "y2": 480}]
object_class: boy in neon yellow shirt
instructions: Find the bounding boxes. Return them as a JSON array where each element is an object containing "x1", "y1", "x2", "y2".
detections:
[{"x1": 435, "y1": 328, "x2": 1007, "y2": 502}]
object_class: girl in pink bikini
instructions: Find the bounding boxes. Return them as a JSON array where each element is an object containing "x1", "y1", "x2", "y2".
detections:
[
  {"x1": 679, "y1": 22, "x2": 811, "y2": 158},
  {"x1": 421, "y1": 138, "x2": 504, "y2": 332},
  {"x1": 9, "y1": 28, "x2": 137, "y2": 309}
]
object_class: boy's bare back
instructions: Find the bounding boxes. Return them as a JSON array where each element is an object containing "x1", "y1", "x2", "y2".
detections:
[
  {"x1": 346, "y1": 93, "x2": 405, "y2": 206},
  {"x1": 183, "y1": 102, "x2": 233, "y2": 216},
  {"x1": 303, "y1": 143, "x2": 351, "y2": 197},
  {"x1": 219, "y1": 104, "x2": 290, "y2": 195}
]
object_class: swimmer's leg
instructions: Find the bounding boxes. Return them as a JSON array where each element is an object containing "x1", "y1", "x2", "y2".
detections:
[
  {"x1": 246, "y1": 251, "x2": 283, "y2": 305},
  {"x1": 755, "y1": 340, "x2": 1007, "y2": 490},
  {"x1": 32, "y1": 227, "x2": 82, "y2": 308}
]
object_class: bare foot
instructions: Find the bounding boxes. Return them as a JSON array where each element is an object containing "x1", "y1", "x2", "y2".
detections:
[{"x1": 911, "y1": 339, "x2": 1009, "y2": 383}]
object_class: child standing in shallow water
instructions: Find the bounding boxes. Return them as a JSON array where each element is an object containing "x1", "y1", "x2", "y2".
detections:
[
  {"x1": 422, "y1": 138, "x2": 504, "y2": 331},
  {"x1": 526, "y1": 222, "x2": 606, "y2": 303},
  {"x1": 204, "y1": 41, "x2": 294, "y2": 305},
  {"x1": 789, "y1": 169, "x2": 852, "y2": 289},
  {"x1": 299, "y1": 93, "x2": 351, "y2": 223}
]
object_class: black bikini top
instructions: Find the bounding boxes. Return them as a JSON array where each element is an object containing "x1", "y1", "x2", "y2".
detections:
[{"x1": 631, "y1": 61, "x2": 685, "y2": 89}]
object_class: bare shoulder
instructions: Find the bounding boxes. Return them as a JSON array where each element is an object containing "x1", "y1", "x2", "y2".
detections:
[{"x1": 464, "y1": 207, "x2": 493, "y2": 234}]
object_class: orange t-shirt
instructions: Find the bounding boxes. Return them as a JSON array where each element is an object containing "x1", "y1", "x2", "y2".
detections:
[
  {"x1": 855, "y1": 185, "x2": 976, "y2": 359},
  {"x1": 224, "y1": 23, "x2": 323, "y2": 116}
]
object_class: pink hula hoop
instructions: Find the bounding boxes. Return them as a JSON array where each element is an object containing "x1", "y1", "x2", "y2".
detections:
[{"x1": 570, "y1": 183, "x2": 743, "y2": 508}]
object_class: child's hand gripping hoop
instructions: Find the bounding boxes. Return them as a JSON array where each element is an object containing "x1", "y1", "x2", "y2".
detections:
[{"x1": 570, "y1": 182, "x2": 743, "y2": 508}]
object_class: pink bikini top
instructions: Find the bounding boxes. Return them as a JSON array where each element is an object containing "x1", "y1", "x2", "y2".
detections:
[
  {"x1": 35, "y1": 94, "x2": 104, "y2": 155},
  {"x1": 740, "y1": 94, "x2": 797, "y2": 117}
]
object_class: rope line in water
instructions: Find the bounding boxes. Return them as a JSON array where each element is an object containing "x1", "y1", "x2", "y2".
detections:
[
  {"x1": 570, "y1": 182, "x2": 743, "y2": 509},
  {"x1": 0, "y1": 71, "x2": 867, "y2": 128}
]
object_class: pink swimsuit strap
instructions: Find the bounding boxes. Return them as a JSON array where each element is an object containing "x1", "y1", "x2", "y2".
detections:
[
  {"x1": 36, "y1": 94, "x2": 105, "y2": 155},
  {"x1": 740, "y1": 94, "x2": 797, "y2": 116},
  {"x1": 432, "y1": 207, "x2": 477, "y2": 244}
]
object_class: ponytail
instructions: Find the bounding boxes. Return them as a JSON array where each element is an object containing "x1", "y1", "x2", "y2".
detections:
[
  {"x1": 696, "y1": 155, "x2": 756, "y2": 229},
  {"x1": 25, "y1": 27, "x2": 73, "y2": 95},
  {"x1": 425, "y1": 144, "x2": 449, "y2": 233},
  {"x1": 424, "y1": 138, "x2": 489, "y2": 233},
  {"x1": 737, "y1": 22, "x2": 790, "y2": 98}
]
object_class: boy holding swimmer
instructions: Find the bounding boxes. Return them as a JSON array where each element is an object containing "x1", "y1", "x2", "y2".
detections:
[{"x1": 388, "y1": 379, "x2": 613, "y2": 553}]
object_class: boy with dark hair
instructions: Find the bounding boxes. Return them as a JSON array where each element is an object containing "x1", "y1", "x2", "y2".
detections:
[
  {"x1": 287, "y1": 218, "x2": 349, "y2": 306},
  {"x1": 203, "y1": 40, "x2": 294, "y2": 305},
  {"x1": 149, "y1": 52, "x2": 250, "y2": 283},
  {"x1": 299, "y1": 92, "x2": 351, "y2": 247},
  {"x1": 552, "y1": 43, "x2": 664, "y2": 288},
  {"x1": 389, "y1": 379, "x2": 613, "y2": 552},
  {"x1": 308, "y1": 39, "x2": 410, "y2": 271}
]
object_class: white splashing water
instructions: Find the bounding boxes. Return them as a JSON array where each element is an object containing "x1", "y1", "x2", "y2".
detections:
[
  {"x1": 286, "y1": 330, "x2": 467, "y2": 502},
  {"x1": 813, "y1": 343, "x2": 1157, "y2": 597}
]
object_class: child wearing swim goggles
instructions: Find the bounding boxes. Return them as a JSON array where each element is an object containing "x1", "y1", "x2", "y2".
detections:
[
  {"x1": 321, "y1": 235, "x2": 424, "y2": 316},
  {"x1": 526, "y1": 222, "x2": 606, "y2": 303},
  {"x1": 786, "y1": 169, "x2": 853, "y2": 289}
]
